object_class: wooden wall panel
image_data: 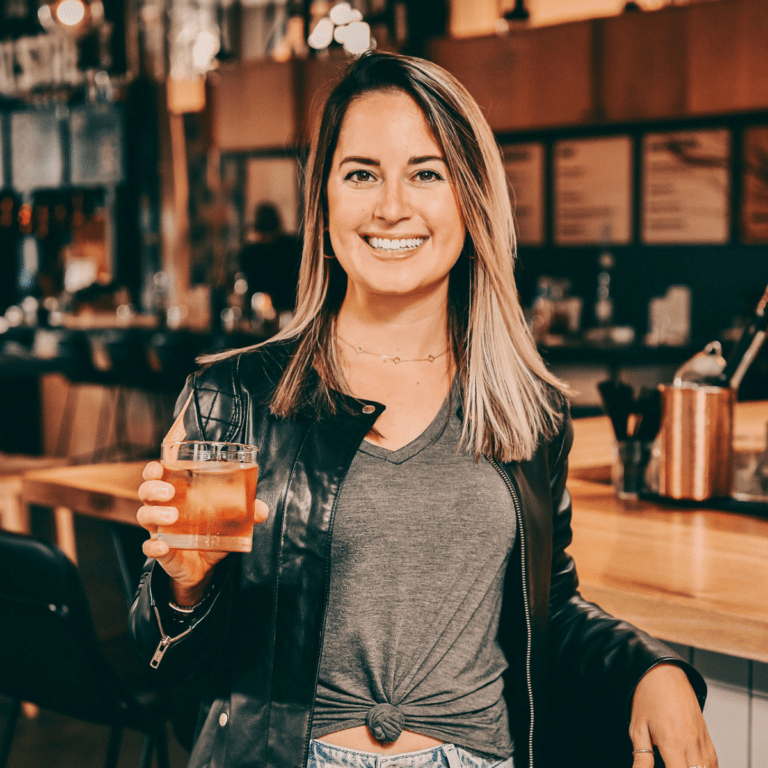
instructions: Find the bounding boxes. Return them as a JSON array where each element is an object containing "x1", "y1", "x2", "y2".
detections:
[
  {"x1": 428, "y1": 21, "x2": 594, "y2": 132},
  {"x1": 687, "y1": 0, "x2": 750, "y2": 115},
  {"x1": 208, "y1": 59, "x2": 296, "y2": 150},
  {"x1": 296, "y1": 54, "x2": 347, "y2": 146},
  {"x1": 740, "y1": 0, "x2": 768, "y2": 111},
  {"x1": 601, "y1": 6, "x2": 687, "y2": 123}
]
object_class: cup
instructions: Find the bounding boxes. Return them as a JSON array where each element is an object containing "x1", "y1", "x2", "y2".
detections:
[
  {"x1": 657, "y1": 384, "x2": 734, "y2": 501},
  {"x1": 158, "y1": 441, "x2": 259, "y2": 552},
  {"x1": 612, "y1": 440, "x2": 653, "y2": 499}
]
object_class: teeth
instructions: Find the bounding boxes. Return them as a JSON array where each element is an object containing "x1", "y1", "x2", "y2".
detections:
[{"x1": 369, "y1": 237, "x2": 425, "y2": 251}]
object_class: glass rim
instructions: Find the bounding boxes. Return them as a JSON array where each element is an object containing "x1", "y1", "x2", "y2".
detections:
[{"x1": 162, "y1": 440, "x2": 258, "y2": 451}]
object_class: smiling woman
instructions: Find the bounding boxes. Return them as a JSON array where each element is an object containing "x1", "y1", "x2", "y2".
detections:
[
  {"x1": 129, "y1": 51, "x2": 717, "y2": 768},
  {"x1": 326, "y1": 90, "x2": 465, "y2": 310}
]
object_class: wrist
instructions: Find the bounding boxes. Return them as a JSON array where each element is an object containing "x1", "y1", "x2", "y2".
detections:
[{"x1": 170, "y1": 569, "x2": 216, "y2": 607}]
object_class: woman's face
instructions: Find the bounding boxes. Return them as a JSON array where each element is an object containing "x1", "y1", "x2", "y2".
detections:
[{"x1": 326, "y1": 90, "x2": 466, "y2": 304}]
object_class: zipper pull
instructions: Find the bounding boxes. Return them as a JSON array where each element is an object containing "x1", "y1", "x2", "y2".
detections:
[{"x1": 150, "y1": 635, "x2": 172, "y2": 668}]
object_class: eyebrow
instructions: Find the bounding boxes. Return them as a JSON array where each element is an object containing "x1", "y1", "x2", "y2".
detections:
[{"x1": 338, "y1": 154, "x2": 446, "y2": 168}]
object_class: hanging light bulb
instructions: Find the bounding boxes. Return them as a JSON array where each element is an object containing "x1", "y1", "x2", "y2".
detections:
[
  {"x1": 56, "y1": 0, "x2": 86, "y2": 26},
  {"x1": 308, "y1": 16, "x2": 334, "y2": 49},
  {"x1": 329, "y1": 2, "x2": 354, "y2": 25},
  {"x1": 38, "y1": 0, "x2": 104, "y2": 33}
]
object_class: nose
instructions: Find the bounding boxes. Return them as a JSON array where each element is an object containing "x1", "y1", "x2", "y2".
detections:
[{"x1": 374, "y1": 178, "x2": 411, "y2": 223}]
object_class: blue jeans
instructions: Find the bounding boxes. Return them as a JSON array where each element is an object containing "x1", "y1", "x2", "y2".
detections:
[{"x1": 307, "y1": 740, "x2": 514, "y2": 768}]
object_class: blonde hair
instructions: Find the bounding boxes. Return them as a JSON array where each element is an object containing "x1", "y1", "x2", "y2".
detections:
[{"x1": 206, "y1": 51, "x2": 567, "y2": 462}]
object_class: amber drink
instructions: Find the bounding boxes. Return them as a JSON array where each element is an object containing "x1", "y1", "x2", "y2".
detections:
[{"x1": 159, "y1": 441, "x2": 259, "y2": 552}]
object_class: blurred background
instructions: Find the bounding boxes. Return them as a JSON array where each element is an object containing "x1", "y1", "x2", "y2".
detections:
[{"x1": 1, "y1": 0, "x2": 768, "y2": 765}]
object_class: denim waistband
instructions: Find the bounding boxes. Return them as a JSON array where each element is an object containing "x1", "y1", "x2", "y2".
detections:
[{"x1": 307, "y1": 739, "x2": 514, "y2": 768}]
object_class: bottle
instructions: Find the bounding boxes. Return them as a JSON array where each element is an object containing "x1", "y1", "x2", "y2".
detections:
[
  {"x1": 594, "y1": 250, "x2": 615, "y2": 328},
  {"x1": 716, "y1": 283, "x2": 768, "y2": 390}
]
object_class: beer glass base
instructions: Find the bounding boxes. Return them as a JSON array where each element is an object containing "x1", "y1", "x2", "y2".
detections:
[{"x1": 158, "y1": 533, "x2": 252, "y2": 552}]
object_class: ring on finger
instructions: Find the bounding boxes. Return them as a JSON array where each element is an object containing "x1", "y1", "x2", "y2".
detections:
[{"x1": 632, "y1": 749, "x2": 654, "y2": 755}]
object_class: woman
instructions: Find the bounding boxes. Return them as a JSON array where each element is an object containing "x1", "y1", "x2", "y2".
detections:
[{"x1": 130, "y1": 52, "x2": 716, "y2": 768}]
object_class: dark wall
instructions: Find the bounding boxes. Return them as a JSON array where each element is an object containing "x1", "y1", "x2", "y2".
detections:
[{"x1": 516, "y1": 243, "x2": 767, "y2": 344}]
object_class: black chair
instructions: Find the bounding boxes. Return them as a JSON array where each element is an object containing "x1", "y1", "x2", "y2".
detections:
[{"x1": 0, "y1": 530, "x2": 170, "y2": 768}]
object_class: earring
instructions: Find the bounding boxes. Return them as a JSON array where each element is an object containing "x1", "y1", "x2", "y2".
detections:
[{"x1": 323, "y1": 229, "x2": 335, "y2": 259}]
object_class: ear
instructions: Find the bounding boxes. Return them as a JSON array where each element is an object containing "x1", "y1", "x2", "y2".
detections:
[{"x1": 323, "y1": 229, "x2": 335, "y2": 258}]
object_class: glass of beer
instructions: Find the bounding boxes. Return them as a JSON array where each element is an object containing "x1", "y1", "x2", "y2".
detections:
[{"x1": 158, "y1": 441, "x2": 259, "y2": 552}]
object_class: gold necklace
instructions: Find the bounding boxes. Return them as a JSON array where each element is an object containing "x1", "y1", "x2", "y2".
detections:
[{"x1": 337, "y1": 334, "x2": 449, "y2": 364}]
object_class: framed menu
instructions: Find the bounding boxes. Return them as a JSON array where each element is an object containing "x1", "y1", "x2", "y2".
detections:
[
  {"x1": 11, "y1": 110, "x2": 64, "y2": 192},
  {"x1": 642, "y1": 128, "x2": 730, "y2": 244},
  {"x1": 503, "y1": 142, "x2": 545, "y2": 246},
  {"x1": 70, "y1": 105, "x2": 124, "y2": 186},
  {"x1": 553, "y1": 136, "x2": 632, "y2": 245},
  {"x1": 741, "y1": 126, "x2": 768, "y2": 244}
]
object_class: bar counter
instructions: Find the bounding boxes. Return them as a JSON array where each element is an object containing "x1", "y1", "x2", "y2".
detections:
[
  {"x1": 569, "y1": 402, "x2": 768, "y2": 664},
  {"x1": 19, "y1": 403, "x2": 768, "y2": 665}
]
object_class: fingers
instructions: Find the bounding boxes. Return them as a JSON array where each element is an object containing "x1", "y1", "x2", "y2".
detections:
[
  {"x1": 630, "y1": 756, "x2": 654, "y2": 768},
  {"x1": 254, "y1": 499, "x2": 270, "y2": 524},
  {"x1": 138, "y1": 477, "x2": 175, "y2": 504},
  {"x1": 142, "y1": 461, "x2": 164, "y2": 481},
  {"x1": 630, "y1": 723, "x2": 656, "y2": 768},
  {"x1": 136, "y1": 505, "x2": 178, "y2": 533},
  {"x1": 142, "y1": 535, "x2": 171, "y2": 560}
]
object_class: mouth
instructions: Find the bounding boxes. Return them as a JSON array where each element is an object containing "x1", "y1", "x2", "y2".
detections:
[{"x1": 364, "y1": 235, "x2": 427, "y2": 253}]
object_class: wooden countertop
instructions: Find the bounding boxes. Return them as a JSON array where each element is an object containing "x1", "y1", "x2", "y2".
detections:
[
  {"x1": 19, "y1": 401, "x2": 768, "y2": 662},
  {"x1": 570, "y1": 400, "x2": 768, "y2": 663}
]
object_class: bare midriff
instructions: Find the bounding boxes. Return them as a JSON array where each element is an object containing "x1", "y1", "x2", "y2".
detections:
[{"x1": 318, "y1": 727, "x2": 444, "y2": 754}]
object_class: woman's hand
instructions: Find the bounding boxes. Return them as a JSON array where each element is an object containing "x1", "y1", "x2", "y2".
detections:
[
  {"x1": 137, "y1": 460, "x2": 269, "y2": 605},
  {"x1": 630, "y1": 663, "x2": 718, "y2": 768}
]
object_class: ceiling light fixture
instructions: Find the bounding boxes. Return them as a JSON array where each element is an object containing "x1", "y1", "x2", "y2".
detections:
[
  {"x1": 38, "y1": 0, "x2": 105, "y2": 34},
  {"x1": 308, "y1": 2, "x2": 372, "y2": 55}
]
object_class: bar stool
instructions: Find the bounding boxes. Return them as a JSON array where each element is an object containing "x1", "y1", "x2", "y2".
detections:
[{"x1": 0, "y1": 452, "x2": 70, "y2": 721}]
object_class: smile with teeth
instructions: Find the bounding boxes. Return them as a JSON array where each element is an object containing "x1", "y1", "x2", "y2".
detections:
[{"x1": 366, "y1": 236, "x2": 426, "y2": 252}]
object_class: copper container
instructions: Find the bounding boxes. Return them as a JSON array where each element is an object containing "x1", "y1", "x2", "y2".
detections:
[{"x1": 658, "y1": 384, "x2": 734, "y2": 501}]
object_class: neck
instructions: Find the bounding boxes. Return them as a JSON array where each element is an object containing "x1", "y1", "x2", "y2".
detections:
[{"x1": 336, "y1": 292, "x2": 451, "y2": 359}]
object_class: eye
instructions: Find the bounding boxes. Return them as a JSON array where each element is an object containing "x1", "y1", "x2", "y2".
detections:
[
  {"x1": 414, "y1": 169, "x2": 443, "y2": 182},
  {"x1": 344, "y1": 170, "x2": 375, "y2": 184}
]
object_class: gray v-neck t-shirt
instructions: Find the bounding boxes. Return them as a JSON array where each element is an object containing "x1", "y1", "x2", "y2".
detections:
[{"x1": 311, "y1": 389, "x2": 517, "y2": 757}]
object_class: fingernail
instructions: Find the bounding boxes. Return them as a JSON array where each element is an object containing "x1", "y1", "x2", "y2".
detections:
[{"x1": 161, "y1": 508, "x2": 177, "y2": 521}]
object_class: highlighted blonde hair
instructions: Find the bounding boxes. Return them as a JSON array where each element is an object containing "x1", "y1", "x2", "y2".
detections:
[{"x1": 209, "y1": 51, "x2": 567, "y2": 462}]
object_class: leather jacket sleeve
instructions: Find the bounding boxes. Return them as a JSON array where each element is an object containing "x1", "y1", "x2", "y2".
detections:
[
  {"x1": 545, "y1": 401, "x2": 707, "y2": 721},
  {"x1": 127, "y1": 367, "x2": 239, "y2": 680}
]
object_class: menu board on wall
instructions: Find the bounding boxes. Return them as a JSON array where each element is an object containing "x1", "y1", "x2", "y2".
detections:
[
  {"x1": 642, "y1": 129, "x2": 730, "y2": 244},
  {"x1": 503, "y1": 143, "x2": 544, "y2": 246},
  {"x1": 741, "y1": 126, "x2": 768, "y2": 244},
  {"x1": 11, "y1": 111, "x2": 64, "y2": 192},
  {"x1": 70, "y1": 105, "x2": 124, "y2": 186},
  {"x1": 553, "y1": 136, "x2": 632, "y2": 246}
]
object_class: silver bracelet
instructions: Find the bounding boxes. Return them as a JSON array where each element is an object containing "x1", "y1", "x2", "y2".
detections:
[
  {"x1": 168, "y1": 581, "x2": 215, "y2": 614},
  {"x1": 168, "y1": 599, "x2": 198, "y2": 614}
]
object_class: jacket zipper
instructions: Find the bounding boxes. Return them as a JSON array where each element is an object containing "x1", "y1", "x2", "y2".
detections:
[
  {"x1": 489, "y1": 457, "x2": 534, "y2": 768},
  {"x1": 150, "y1": 603, "x2": 197, "y2": 667}
]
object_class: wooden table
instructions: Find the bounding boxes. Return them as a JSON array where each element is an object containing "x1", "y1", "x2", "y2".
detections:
[
  {"x1": 18, "y1": 401, "x2": 768, "y2": 663},
  {"x1": 21, "y1": 461, "x2": 146, "y2": 565}
]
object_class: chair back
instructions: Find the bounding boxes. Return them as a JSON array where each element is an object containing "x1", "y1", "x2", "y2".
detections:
[{"x1": 0, "y1": 530, "x2": 151, "y2": 729}]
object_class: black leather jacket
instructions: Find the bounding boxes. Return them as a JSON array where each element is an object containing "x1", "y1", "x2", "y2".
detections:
[{"x1": 129, "y1": 342, "x2": 706, "y2": 768}]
